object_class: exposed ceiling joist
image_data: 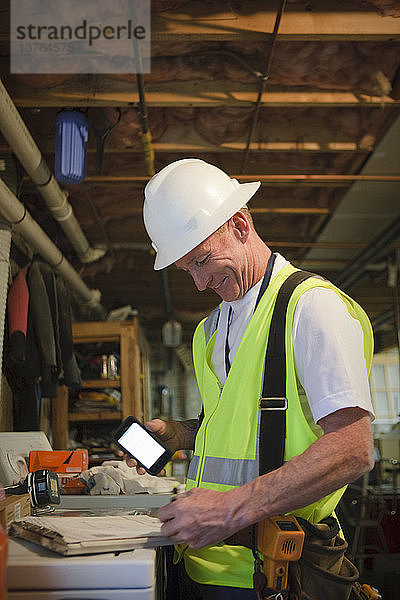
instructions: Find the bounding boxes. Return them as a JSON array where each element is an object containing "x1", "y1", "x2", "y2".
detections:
[
  {"x1": 0, "y1": 137, "x2": 373, "y2": 154},
  {"x1": 93, "y1": 239, "x2": 399, "y2": 251},
  {"x1": 75, "y1": 205, "x2": 333, "y2": 216},
  {"x1": 4, "y1": 80, "x2": 399, "y2": 108},
  {"x1": 1, "y1": 1, "x2": 399, "y2": 45},
  {"x1": 152, "y1": 1, "x2": 400, "y2": 41},
  {"x1": 145, "y1": 122, "x2": 373, "y2": 152},
  {"x1": 81, "y1": 174, "x2": 400, "y2": 183}
]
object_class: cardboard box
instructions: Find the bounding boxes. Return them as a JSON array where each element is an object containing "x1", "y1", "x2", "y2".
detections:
[
  {"x1": 0, "y1": 494, "x2": 31, "y2": 531},
  {"x1": 29, "y1": 450, "x2": 89, "y2": 494}
]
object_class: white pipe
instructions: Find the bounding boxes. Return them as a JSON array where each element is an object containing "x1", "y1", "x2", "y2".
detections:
[
  {"x1": 0, "y1": 221, "x2": 12, "y2": 401},
  {"x1": 0, "y1": 79, "x2": 104, "y2": 264},
  {"x1": 0, "y1": 177, "x2": 105, "y2": 318}
]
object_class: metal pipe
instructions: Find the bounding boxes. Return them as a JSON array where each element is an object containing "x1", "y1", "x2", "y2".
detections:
[
  {"x1": 128, "y1": 0, "x2": 154, "y2": 177},
  {"x1": 136, "y1": 73, "x2": 155, "y2": 177},
  {"x1": 0, "y1": 79, "x2": 104, "y2": 264},
  {"x1": 0, "y1": 177, "x2": 106, "y2": 318},
  {"x1": 241, "y1": 0, "x2": 287, "y2": 173},
  {"x1": 0, "y1": 221, "x2": 12, "y2": 400}
]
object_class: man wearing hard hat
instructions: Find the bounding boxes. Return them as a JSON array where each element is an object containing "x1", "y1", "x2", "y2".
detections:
[{"x1": 137, "y1": 159, "x2": 375, "y2": 599}]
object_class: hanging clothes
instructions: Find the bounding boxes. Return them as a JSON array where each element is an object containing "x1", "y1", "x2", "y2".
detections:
[
  {"x1": 5, "y1": 257, "x2": 81, "y2": 430},
  {"x1": 5, "y1": 265, "x2": 39, "y2": 430}
]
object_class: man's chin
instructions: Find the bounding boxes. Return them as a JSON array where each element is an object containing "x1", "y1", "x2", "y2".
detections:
[
  {"x1": 214, "y1": 288, "x2": 241, "y2": 303},
  {"x1": 211, "y1": 278, "x2": 242, "y2": 302}
]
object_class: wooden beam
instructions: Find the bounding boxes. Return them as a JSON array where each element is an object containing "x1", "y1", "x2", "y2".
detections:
[
  {"x1": 74, "y1": 206, "x2": 332, "y2": 216},
  {"x1": 239, "y1": 175, "x2": 400, "y2": 183},
  {"x1": 268, "y1": 241, "x2": 383, "y2": 249},
  {"x1": 5, "y1": 77, "x2": 399, "y2": 108},
  {"x1": 74, "y1": 239, "x2": 400, "y2": 254},
  {"x1": 151, "y1": 1, "x2": 400, "y2": 41},
  {"x1": 51, "y1": 385, "x2": 69, "y2": 450},
  {"x1": 76, "y1": 240, "x2": 400, "y2": 251},
  {"x1": 1, "y1": 140, "x2": 369, "y2": 155},
  {"x1": 20, "y1": 175, "x2": 353, "y2": 189},
  {"x1": 2, "y1": 117, "x2": 379, "y2": 153},
  {"x1": 151, "y1": 122, "x2": 370, "y2": 152},
  {"x1": 1, "y1": 1, "x2": 399, "y2": 45},
  {"x1": 83, "y1": 174, "x2": 400, "y2": 183},
  {"x1": 253, "y1": 207, "x2": 330, "y2": 215},
  {"x1": 4, "y1": 117, "x2": 383, "y2": 154}
]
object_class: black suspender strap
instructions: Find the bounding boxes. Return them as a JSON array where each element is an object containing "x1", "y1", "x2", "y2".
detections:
[{"x1": 259, "y1": 270, "x2": 317, "y2": 476}]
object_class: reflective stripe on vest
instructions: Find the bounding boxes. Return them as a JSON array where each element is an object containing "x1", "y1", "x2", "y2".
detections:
[
  {"x1": 186, "y1": 454, "x2": 199, "y2": 481},
  {"x1": 187, "y1": 414, "x2": 261, "y2": 486},
  {"x1": 201, "y1": 455, "x2": 259, "y2": 486}
]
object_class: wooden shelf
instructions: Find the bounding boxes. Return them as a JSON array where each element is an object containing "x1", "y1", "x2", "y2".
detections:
[
  {"x1": 52, "y1": 319, "x2": 149, "y2": 450},
  {"x1": 72, "y1": 320, "x2": 134, "y2": 343},
  {"x1": 80, "y1": 379, "x2": 121, "y2": 389},
  {"x1": 69, "y1": 411, "x2": 122, "y2": 422}
]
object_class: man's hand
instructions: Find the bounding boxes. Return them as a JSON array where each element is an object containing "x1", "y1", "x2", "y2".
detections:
[
  {"x1": 122, "y1": 418, "x2": 197, "y2": 475},
  {"x1": 158, "y1": 487, "x2": 240, "y2": 548},
  {"x1": 120, "y1": 419, "x2": 174, "y2": 475}
]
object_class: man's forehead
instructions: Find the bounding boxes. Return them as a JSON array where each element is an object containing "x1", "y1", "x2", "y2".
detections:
[{"x1": 176, "y1": 238, "x2": 210, "y2": 268}]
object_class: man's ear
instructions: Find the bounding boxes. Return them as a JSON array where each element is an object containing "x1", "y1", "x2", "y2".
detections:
[{"x1": 231, "y1": 212, "x2": 250, "y2": 243}]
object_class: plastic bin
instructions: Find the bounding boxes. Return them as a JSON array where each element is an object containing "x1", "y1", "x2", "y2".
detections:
[{"x1": 55, "y1": 110, "x2": 88, "y2": 184}]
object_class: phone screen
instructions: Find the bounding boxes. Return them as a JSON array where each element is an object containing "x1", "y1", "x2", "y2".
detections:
[{"x1": 118, "y1": 423, "x2": 165, "y2": 470}]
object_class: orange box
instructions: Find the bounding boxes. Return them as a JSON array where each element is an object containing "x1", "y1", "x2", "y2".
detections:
[
  {"x1": 57, "y1": 473, "x2": 87, "y2": 494},
  {"x1": 29, "y1": 450, "x2": 88, "y2": 474},
  {"x1": 29, "y1": 450, "x2": 89, "y2": 494}
]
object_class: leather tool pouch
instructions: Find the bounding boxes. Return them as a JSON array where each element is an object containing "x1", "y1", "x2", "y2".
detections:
[{"x1": 289, "y1": 517, "x2": 359, "y2": 600}]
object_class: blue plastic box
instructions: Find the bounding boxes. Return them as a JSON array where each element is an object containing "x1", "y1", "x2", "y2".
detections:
[{"x1": 55, "y1": 111, "x2": 88, "y2": 184}]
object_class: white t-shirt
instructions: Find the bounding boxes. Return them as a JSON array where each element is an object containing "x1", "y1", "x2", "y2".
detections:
[{"x1": 211, "y1": 253, "x2": 374, "y2": 424}]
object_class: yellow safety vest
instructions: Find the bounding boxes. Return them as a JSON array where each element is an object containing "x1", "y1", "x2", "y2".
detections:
[{"x1": 183, "y1": 264, "x2": 373, "y2": 589}]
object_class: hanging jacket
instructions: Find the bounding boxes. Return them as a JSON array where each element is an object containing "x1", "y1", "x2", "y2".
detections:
[
  {"x1": 7, "y1": 265, "x2": 29, "y2": 364},
  {"x1": 26, "y1": 259, "x2": 59, "y2": 397},
  {"x1": 183, "y1": 263, "x2": 374, "y2": 589},
  {"x1": 6, "y1": 258, "x2": 81, "y2": 427}
]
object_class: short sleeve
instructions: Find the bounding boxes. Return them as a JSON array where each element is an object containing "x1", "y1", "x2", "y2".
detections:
[{"x1": 292, "y1": 287, "x2": 374, "y2": 423}]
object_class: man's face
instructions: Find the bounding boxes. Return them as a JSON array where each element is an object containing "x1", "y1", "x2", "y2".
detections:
[{"x1": 175, "y1": 223, "x2": 248, "y2": 302}]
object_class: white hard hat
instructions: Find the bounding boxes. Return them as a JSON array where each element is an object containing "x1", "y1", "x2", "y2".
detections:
[{"x1": 143, "y1": 158, "x2": 260, "y2": 270}]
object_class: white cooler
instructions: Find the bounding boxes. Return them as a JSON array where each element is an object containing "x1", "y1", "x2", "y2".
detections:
[{"x1": 7, "y1": 538, "x2": 156, "y2": 599}]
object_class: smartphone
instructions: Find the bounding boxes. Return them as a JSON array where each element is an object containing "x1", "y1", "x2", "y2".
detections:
[{"x1": 113, "y1": 416, "x2": 172, "y2": 475}]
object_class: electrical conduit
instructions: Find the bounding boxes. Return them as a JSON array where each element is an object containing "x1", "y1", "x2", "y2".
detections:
[
  {"x1": 0, "y1": 177, "x2": 105, "y2": 319},
  {"x1": 0, "y1": 220, "x2": 11, "y2": 401},
  {"x1": 0, "y1": 79, "x2": 104, "y2": 264}
]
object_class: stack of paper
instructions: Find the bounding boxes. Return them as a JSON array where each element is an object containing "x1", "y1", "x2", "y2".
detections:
[{"x1": 10, "y1": 514, "x2": 173, "y2": 556}]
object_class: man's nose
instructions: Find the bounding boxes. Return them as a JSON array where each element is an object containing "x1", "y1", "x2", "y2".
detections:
[{"x1": 191, "y1": 269, "x2": 210, "y2": 291}]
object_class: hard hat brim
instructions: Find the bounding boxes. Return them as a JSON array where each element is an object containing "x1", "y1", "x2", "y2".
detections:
[{"x1": 153, "y1": 180, "x2": 261, "y2": 270}]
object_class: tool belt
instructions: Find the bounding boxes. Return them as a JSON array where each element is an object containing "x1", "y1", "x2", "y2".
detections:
[
  {"x1": 224, "y1": 525, "x2": 255, "y2": 548},
  {"x1": 225, "y1": 516, "x2": 359, "y2": 600},
  {"x1": 290, "y1": 517, "x2": 359, "y2": 600}
]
